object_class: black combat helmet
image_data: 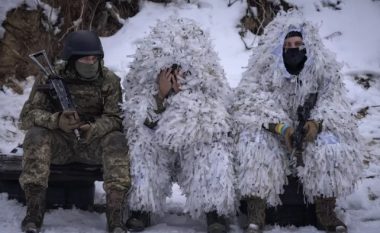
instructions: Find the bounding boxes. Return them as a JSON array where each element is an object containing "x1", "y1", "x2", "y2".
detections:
[{"x1": 61, "y1": 30, "x2": 104, "y2": 60}]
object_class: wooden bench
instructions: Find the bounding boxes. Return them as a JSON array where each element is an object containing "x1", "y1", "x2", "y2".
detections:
[{"x1": 0, "y1": 154, "x2": 103, "y2": 210}]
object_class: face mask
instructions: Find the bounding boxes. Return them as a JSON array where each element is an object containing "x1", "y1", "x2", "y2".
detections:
[
  {"x1": 75, "y1": 60, "x2": 99, "y2": 80},
  {"x1": 283, "y1": 48, "x2": 307, "y2": 75}
]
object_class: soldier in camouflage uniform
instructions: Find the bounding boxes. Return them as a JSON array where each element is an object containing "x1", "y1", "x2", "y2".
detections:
[{"x1": 18, "y1": 31, "x2": 130, "y2": 233}]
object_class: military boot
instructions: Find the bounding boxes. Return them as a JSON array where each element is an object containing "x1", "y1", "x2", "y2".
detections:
[
  {"x1": 106, "y1": 189, "x2": 128, "y2": 233},
  {"x1": 246, "y1": 196, "x2": 266, "y2": 233},
  {"x1": 206, "y1": 211, "x2": 228, "y2": 233},
  {"x1": 315, "y1": 197, "x2": 347, "y2": 233},
  {"x1": 126, "y1": 211, "x2": 150, "y2": 232},
  {"x1": 21, "y1": 184, "x2": 46, "y2": 233}
]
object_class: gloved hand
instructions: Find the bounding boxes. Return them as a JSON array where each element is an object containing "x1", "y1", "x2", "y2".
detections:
[
  {"x1": 58, "y1": 111, "x2": 81, "y2": 133},
  {"x1": 263, "y1": 123, "x2": 294, "y2": 152},
  {"x1": 304, "y1": 120, "x2": 320, "y2": 142},
  {"x1": 79, "y1": 123, "x2": 96, "y2": 144},
  {"x1": 283, "y1": 126, "x2": 295, "y2": 152}
]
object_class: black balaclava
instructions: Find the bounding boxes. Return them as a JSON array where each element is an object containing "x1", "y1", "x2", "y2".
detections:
[{"x1": 283, "y1": 31, "x2": 307, "y2": 75}]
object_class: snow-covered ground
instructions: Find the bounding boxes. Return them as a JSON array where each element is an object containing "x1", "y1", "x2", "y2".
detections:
[{"x1": 1, "y1": 0, "x2": 380, "y2": 232}]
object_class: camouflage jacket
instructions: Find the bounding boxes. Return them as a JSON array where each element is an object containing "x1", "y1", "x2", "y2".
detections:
[{"x1": 19, "y1": 62, "x2": 123, "y2": 139}]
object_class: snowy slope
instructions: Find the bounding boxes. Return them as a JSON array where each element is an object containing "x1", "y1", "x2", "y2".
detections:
[{"x1": 1, "y1": 0, "x2": 380, "y2": 233}]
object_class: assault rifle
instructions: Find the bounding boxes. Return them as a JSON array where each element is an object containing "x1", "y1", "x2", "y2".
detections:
[
  {"x1": 291, "y1": 92, "x2": 318, "y2": 166},
  {"x1": 29, "y1": 50, "x2": 81, "y2": 140},
  {"x1": 262, "y1": 93, "x2": 319, "y2": 167},
  {"x1": 293, "y1": 93, "x2": 319, "y2": 151}
]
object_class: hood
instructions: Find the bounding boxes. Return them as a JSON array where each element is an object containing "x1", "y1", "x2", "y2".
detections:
[
  {"x1": 123, "y1": 16, "x2": 231, "y2": 103},
  {"x1": 123, "y1": 16, "x2": 233, "y2": 152}
]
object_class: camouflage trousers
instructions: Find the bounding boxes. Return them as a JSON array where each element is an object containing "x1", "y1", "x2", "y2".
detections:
[{"x1": 19, "y1": 127, "x2": 130, "y2": 193}]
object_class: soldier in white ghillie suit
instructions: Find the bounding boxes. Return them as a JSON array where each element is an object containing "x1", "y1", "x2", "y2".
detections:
[
  {"x1": 232, "y1": 12, "x2": 364, "y2": 233},
  {"x1": 122, "y1": 17, "x2": 236, "y2": 233}
]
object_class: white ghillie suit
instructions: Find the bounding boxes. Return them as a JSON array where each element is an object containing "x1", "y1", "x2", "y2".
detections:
[
  {"x1": 122, "y1": 17, "x2": 236, "y2": 218},
  {"x1": 232, "y1": 11, "x2": 364, "y2": 206}
]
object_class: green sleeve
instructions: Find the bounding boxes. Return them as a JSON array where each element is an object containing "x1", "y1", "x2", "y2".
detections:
[
  {"x1": 91, "y1": 71, "x2": 123, "y2": 138},
  {"x1": 19, "y1": 78, "x2": 60, "y2": 130}
]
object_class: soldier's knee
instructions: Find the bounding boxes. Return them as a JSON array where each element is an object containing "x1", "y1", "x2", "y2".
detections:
[
  {"x1": 101, "y1": 131, "x2": 128, "y2": 150},
  {"x1": 24, "y1": 127, "x2": 51, "y2": 147}
]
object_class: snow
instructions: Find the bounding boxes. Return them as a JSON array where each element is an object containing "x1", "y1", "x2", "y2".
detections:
[
  {"x1": 0, "y1": 0, "x2": 380, "y2": 232},
  {"x1": 101, "y1": 0, "x2": 250, "y2": 88},
  {"x1": 288, "y1": 0, "x2": 380, "y2": 72},
  {"x1": 0, "y1": 77, "x2": 33, "y2": 154}
]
